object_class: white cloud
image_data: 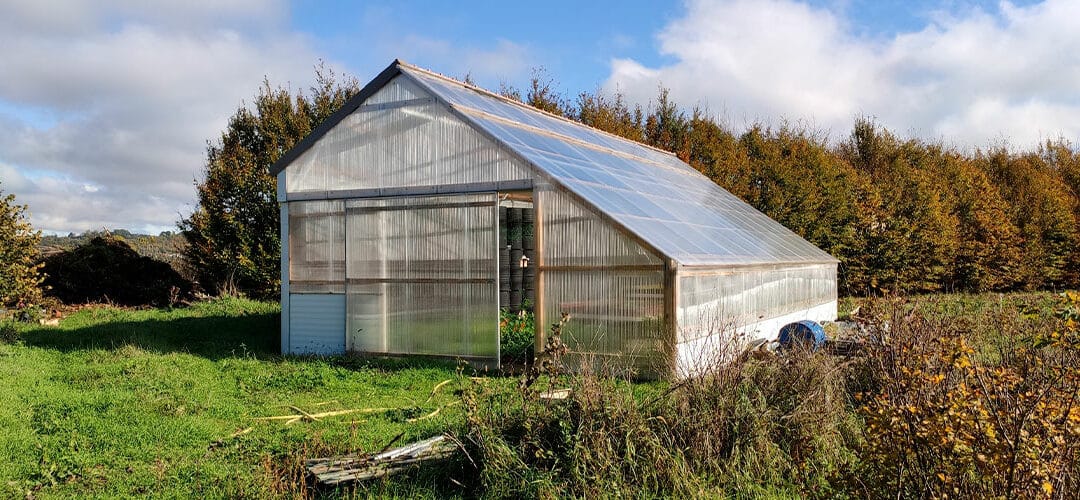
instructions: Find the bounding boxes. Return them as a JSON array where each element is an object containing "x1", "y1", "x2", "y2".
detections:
[
  {"x1": 605, "y1": 0, "x2": 1080, "y2": 148},
  {"x1": 0, "y1": 1, "x2": 321, "y2": 234},
  {"x1": 393, "y1": 35, "x2": 532, "y2": 83}
]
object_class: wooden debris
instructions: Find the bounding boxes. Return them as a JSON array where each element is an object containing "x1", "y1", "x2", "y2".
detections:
[
  {"x1": 538, "y1": 388, "x2": 572, "y2": 400},
  {"x1": 289, "y1": 405, "x2": 322, "y2": 423},
  {"x1": 306, "y1": 435, "x2": 458, "y2": 486}
]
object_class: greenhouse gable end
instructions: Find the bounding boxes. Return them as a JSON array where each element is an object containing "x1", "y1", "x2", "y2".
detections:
[{"x1": 272, "y1": 59, "x2": 838, "y2": 378}]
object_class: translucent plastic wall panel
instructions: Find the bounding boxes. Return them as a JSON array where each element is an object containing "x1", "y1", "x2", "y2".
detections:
[
  {"x1": 537, "y1": 182, "x2": 661, "y2": 267},
  {"x1": 288, "y1": 200, "x2": 345, "y2": 293},
  {"x1": 285, "y1": 75, "x2": 533, "y2": 193},
  {"x1": 345, "y1": 194, "x2": 498, "y2": 361},
  {"x1": 542, "y1": 269, "x2": 666, "y2": 376},
  {"x1": 537, "y1": 180, "x2": 667, "y2": 376},
  {"x1": 364, "y1": 75, "x2": 423, "y2": 104},
  {"x1": 676, "y1": 264, "x2": 837, "y2": 342}
]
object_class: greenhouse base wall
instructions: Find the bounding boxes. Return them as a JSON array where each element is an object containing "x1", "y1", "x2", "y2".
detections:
[
  {"x1": 674, "y1": 299, "x2": 836, "y2": 377},
  {"x1": 288, "y1": 293, "x2": 347, "y2": 355}
]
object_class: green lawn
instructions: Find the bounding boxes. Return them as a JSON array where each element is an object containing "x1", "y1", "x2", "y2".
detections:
[{"x1": 0, "y1": 298, "x2": 484, "y2": 498}]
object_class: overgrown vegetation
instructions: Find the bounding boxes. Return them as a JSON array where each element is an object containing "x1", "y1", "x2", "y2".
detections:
[
  {"x1": 458, "y1": 292, "x2": 1080, "y2": 498},
  {"x1": 41, "y1": 235, "x2": 194, "y2": 307},
  {"x1": 0, "y1": 293, "x2": 1076, "y2": 497},
  {"x1": 40, "y1": 229, "x2": 189, "y2": 279},
  {"x1": 854, "y1": 293, "x2": 1080, "y2": 497},
  {"x1": 0, "y1": 182, "x2": 45, "y2": 317}
]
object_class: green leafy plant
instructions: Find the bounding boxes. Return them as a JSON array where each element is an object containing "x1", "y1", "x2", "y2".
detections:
[
  {"x1": 179, "y1": 64, "x2": 359, "y2": 299},
  {"x1": 499, "y1": 304, "x2": 535, "y2": 364},
  {"x1": 0, "y1": 183, "x2": 45, "y2": 317}
]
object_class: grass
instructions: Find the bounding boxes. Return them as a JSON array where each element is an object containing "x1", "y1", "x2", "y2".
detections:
[
  {"x1": 0, "y1": 297, "x2": 489, "y2": 498},
  {"x1": 1, "y1": 292, "x2": 1075, "y2": 498}
]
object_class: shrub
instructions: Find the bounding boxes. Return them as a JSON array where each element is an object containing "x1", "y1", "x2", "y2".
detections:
[
  {"x1": 0, "y1": 184, "x2": 45, "y2": 315},
  {"x1": 856, "y1": 294, "x2": 1080, "y2": 498},
  {"x1": 0, "y1": 321, "x2": 18, "y2": 344},
  {"x1": 41, "y1": 236, "x2": 194, "y2": 306}
]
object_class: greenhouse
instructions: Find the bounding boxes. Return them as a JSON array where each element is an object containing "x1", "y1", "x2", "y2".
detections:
[{"x1": 271, "y1": 60, "x2": 838, "y2": 378}]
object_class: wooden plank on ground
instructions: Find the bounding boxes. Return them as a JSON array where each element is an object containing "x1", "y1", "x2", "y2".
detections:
[{"x1": 306, "y1": 435, "x2": 458, "y2": 486}]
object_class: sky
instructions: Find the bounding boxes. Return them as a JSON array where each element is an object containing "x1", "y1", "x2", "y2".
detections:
[{"x1": 0, "y1": 0, "x2": 1075, "y2": 235}]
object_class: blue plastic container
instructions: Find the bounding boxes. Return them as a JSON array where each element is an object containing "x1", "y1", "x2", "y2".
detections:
[{"x1": 778, "y1": 320, "x2": 826, "y2": 351}]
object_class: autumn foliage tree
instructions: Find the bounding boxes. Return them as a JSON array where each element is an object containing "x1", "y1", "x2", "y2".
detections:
[
  {"x1": 0, "y1": 183, "x2": 44, "y2": 312},
  {"x1": 180, "y1": 64, "x2": 358, "y2": 298},
  {"x1": 185, "y1": 64, "x2": 1080, "y2": 297},
  {"x1": 500, "y1": 80, "x2": 1080, "y2": 295}
]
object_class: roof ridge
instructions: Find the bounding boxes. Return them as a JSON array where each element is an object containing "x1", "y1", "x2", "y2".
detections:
[
  {"x1": 452, "y1": 105, "x2": 700, "y2": 179},
  {"x1": 394, "y1": 60, "x2": 681, "y2": 160}
]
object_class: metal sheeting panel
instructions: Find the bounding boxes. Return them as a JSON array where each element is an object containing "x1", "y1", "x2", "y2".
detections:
[
  {"x1": 402, "y1": 66, "x2": 836, "y2": 267},
  {"x1": 537, "y1": 182, "x2": 667, "y2": 376},
  {"x1": 289, "y1": 293, "x2": 346, "y2": 355},
  {"x1": 676, "y1": 264, "x2": 837, "y2": 342},
  {"x1": 288, "y1": 200, "x2": 345, "y2": 294},
  {"x1": 285, "y1": 75, "x2": 533, "y2": 193},
  {"x1": 345, "y1": 194, "x2": 499, "y2": 362}
]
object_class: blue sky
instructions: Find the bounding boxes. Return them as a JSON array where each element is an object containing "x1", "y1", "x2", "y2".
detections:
[{"x1": 0, "y1": 0, "x2": 1073, "y2": 234}]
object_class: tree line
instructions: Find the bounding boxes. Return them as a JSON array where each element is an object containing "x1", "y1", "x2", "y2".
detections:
[
  {"x1": 178, "y1": 67, "x2": 1080, "y2": 299},
  {"x1": 5, "y1": 65, "x2": 1078, "y2": 312},
  {"x1": 512, "y1": 75, "x2": 1080, "y2": 295}
]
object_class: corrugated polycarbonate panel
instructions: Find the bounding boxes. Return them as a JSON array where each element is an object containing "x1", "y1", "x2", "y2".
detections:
[
  {"x1": 676, "y1": 264, "x2": 837, "y2": 342},
  {"x1": 538, "y1": 182, "x2": 661, "y2": 267},
  {"x1": 364, "y1": 74, "x2": 424, "y2": 104},
  {"x1": 404, "y1": 68, "x2": 687, "y2": 172},
  {"x1": 468, "y1": 112, "x2": 833, "y2": 266},
  {"x1": 400, "y1": 66, "x2": 837, "y2": 267},
  {"x1": 345, "y1": 194, "x2": 498, "y2": 362},
  {"x1": 285, "y1": 75, "x2": 533, "y2": 193},
  {"x1": 288, "y1": 200, "x2": 345, "y2": 293},
  {"x1": 542, "y1": 269, "x2": 667, "y2": 376},
  {"x1": 535, "y1": 180, "x2": 667, "y2": 376}
]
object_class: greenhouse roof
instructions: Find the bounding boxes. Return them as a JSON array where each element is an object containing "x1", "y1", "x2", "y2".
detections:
[{"x1": 272, "y1": 60, "x2": 837, "y2": 267}]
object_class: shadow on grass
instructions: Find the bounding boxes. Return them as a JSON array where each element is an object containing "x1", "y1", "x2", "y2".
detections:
[
  {"x1": 16, "y1": 311, "x2": 491, "y2": 374},
  {"x1": 18, "y1": 312, "x2": 280, "y2": 360}
]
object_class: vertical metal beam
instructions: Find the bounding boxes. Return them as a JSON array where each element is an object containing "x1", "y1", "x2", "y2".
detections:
[
  {"x1": 379, "y1": 208, "x2": 388, "y2": 353},
  {"x1": 279, "y1": 201, "x2": 290, "y2": 354},
  {"x1": 534, "y1": 187, "x2": 546, "y2": 357},
  {"x1": 492, "y1": 197, "x2": 501, "y2": 369},
  {"x1": 663, "y1": 259, "x2": 679, "y2": 378}
]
